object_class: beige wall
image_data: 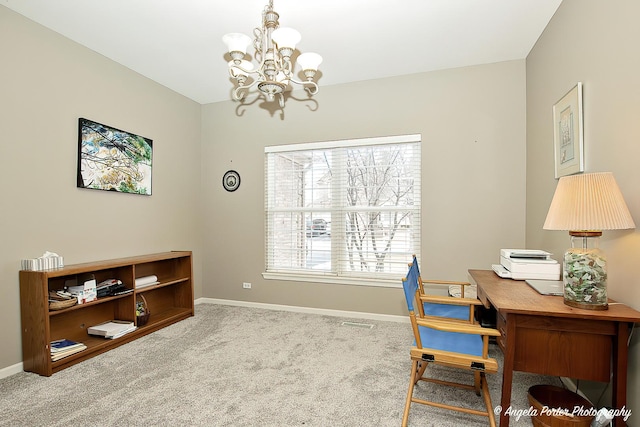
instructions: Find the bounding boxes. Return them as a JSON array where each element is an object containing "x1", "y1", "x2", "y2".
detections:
[
  {"x1": 1, "y1": 2, "x2": 528, "y2": 381},
  {"x1": 526, "y1": 0, "x2": 640, "y2": 419},
  {"x1": 0, "y1": 7, "x2": 202, "y2": 371},
  {"x1": 201, "y1": 60, "x2": 527, "y2": 316}
]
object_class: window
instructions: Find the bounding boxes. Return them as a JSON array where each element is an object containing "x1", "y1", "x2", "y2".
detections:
[{"x1": 264, "y1": 134, "x2": 421, "y2": 286}]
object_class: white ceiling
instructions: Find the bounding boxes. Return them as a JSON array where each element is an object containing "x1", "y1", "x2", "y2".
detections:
[{"x1": 3, "y1": 0, "x2": 562, "y2": 105}]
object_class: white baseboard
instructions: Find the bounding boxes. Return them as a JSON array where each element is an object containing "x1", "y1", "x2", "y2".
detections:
[
  {"x1": 0, "y1": 362, "x2": 23, "y2": 380},
  {"x1": 195, "y1": 297, "x2": 409, "y2": 323}
]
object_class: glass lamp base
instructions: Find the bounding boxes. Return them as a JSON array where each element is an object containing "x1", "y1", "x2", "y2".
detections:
[
  {"x1": 563, "y1": 298, "x2": 608, "y2": 311},
  {"x1": 563, "y1": 232, "x2": 608, "y2": 311}
]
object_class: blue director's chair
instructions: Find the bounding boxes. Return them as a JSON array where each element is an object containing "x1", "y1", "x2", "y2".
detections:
[{"x1": 401, "y1": 257, "x2": 500, "y2": 426}]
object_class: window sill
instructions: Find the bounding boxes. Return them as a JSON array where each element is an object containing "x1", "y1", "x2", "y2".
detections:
[{"x1": 262, "y1": 271, "x2": 402, "y2": 288}]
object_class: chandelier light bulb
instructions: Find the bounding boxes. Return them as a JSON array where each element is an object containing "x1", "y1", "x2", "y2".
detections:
[
  {"x1": 222, "y1": 33, "x2": 252, "y2": 56},
  {"x1": 271, "y1": 27, "x2": 301, "y2": 50},
  {"x1": 297, "y1": 52, "x2": 323, "y2": 71}
]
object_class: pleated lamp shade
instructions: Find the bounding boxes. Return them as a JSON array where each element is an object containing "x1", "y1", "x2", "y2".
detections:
[{"x1": 544, "y1": 172, "x2": 635, "y2": 232}]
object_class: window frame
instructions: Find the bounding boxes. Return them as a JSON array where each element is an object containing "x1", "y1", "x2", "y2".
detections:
[{"x1": 263, "y1": 134, "x2": 421, "y2": 288}]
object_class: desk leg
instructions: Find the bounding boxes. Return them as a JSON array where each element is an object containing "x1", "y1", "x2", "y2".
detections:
[
  {"x1": 500, "y1": 314, "x2": 517, "y2": 427},
  {"x1": 612, "y1": 322, "x2": 629, "y2": 427}
]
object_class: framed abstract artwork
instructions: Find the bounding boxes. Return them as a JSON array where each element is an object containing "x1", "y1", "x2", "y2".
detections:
[
  {"x1": 77, "y1": 118, "x2": 153, "y2": 195},
  {"x1": 552, "y1": 82, "x2": 584, "y2": 178}
]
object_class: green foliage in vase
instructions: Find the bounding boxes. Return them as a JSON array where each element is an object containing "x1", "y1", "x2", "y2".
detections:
[{"x1": 563, "y1": 250, "x2": 607, "y2": 305}]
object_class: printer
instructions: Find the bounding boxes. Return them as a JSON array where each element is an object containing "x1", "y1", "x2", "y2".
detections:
[{"x1": 492, "y1": 249, "x2": 561, "y2": 280}]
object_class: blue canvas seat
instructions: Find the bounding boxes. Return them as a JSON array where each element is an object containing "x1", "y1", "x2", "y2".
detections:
[
  {"x1": 401, "y1": 257, "x2": 500, "y2": 427},
  {"x1": 417, "y1": 323, "x2": 483, "y2": 356}
]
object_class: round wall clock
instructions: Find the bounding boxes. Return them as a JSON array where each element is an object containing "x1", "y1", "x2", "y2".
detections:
[{"x1": 222, "y1": 170, "x2": 241, "y2": 192}]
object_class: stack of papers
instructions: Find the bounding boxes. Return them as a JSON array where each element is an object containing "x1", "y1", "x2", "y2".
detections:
[
  {"x1": 50, "y1": 339, "x2": 87, "y2": 361},
  {"x1": 87, "y1": 320, "x2": 137, "y2": 339}
]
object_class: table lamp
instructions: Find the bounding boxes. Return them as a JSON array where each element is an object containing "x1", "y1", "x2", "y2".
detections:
[{"x1": 543, "y1": 172, "x2": 635, "y2": 310}]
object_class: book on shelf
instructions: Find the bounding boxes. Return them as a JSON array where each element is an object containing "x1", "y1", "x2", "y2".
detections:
[
  {"x1": 51, "y1": 345, "x2": 87, "y2": 361},
  {"x1": 50, "y1": 339, "x2": 84, "y2": 353},
  {"x1": 106, "y1": 325, "x2": 137, "y2": 339},
  {"x1": 50, "y1": 339, "x2": 87, "y2": 361},
  {"x1": 96, "y1": 279, "x2": 133, "y2": 297},
  {"x1": 87, "y1": 320, "x2": 137, "y2": 339}
]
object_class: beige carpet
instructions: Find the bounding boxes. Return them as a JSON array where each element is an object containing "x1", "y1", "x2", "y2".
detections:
[{"x1": 0, "y1": 303, "x2": 561, "y2": 426}]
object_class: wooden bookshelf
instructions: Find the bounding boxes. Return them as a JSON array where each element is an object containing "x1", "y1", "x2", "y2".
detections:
[{"x1": 19, "y1": 251, "x2": 194, "y2": 376}]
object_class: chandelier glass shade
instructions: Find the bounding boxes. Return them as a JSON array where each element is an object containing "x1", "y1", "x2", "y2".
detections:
[{"x1": 222, "y1": 0, "x2": 322, "y2": 107}]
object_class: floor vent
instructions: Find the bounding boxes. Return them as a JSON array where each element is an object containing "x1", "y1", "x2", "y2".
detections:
[{"x1": 340, "y1": 321, "x2": 374, "y2": 329}]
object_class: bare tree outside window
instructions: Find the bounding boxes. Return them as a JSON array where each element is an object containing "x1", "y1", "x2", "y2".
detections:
[{"x1": 345, "y1": 145, "x2": 416, "y2": 272}]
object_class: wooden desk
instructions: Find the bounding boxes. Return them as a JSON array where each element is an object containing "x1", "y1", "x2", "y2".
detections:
[{"x1": 468, "y1": 269, "x2": 640, "y2": 427}]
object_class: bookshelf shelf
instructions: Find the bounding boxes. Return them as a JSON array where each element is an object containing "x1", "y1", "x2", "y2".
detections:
[
  {"x1": 136, "y1": 276, "x2": 190, "y2": 293},
  {"x1": 48, "y1": 293, "x2": 132, "y2": 317},
  {"x1": 19, "y1": 251, "x2": 193, "y2": 376}
]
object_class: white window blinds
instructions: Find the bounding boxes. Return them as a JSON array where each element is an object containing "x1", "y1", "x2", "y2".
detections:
[{"x1": 265, "y1": 134, "x2": 421, "y2": 283}]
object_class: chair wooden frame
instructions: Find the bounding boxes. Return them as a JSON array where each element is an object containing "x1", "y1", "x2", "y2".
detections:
[
  {"x1": 417, "y1": 276, "x2": 482, "y2": 324},
  {"x1": 409, "y1": 255, "x2": 482, "y2": 324},
  {"x1": 402, "y1": 260, "x2": 501, "y2": 427}
]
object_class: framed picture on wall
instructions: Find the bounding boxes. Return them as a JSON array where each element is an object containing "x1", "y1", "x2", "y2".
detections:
[
  {"x1": 77, "y1": 118, "x2": 153, "y2": 195},
  {"x1": 552, "y1": 82, "x2": 584, "y2": 178}
]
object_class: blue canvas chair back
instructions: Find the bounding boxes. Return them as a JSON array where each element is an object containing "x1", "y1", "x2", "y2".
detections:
[
  {"x1": 402, "y1": 257, "x2": 483, "y2": 357},
  {"x1": 411, "y1": 255, "x2": 421, "y2": 276},
  {"x1": 402, "y1": 261, "x2": 420, "y2": 312},
  {"x1": 425, "y1": 302, "x2": 471, "y2": 321}
]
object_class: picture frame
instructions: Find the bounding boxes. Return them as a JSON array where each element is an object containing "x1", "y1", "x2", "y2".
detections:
[
  {"x1": 77, "y1": 118, "x2": 153, "y2": 195},
  {"x1": 552, "y1": 82, "x2": 584, "y2": 178}
]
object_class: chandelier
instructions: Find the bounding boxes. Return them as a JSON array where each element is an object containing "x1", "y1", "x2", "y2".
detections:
[{"x1": 222, "y1": 0, "x2": 322, "y2": 108}]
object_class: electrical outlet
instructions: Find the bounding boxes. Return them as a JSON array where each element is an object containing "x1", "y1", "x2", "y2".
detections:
[{"x1": 242, "y1": 282, "x2": 251, "y2": 289}]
